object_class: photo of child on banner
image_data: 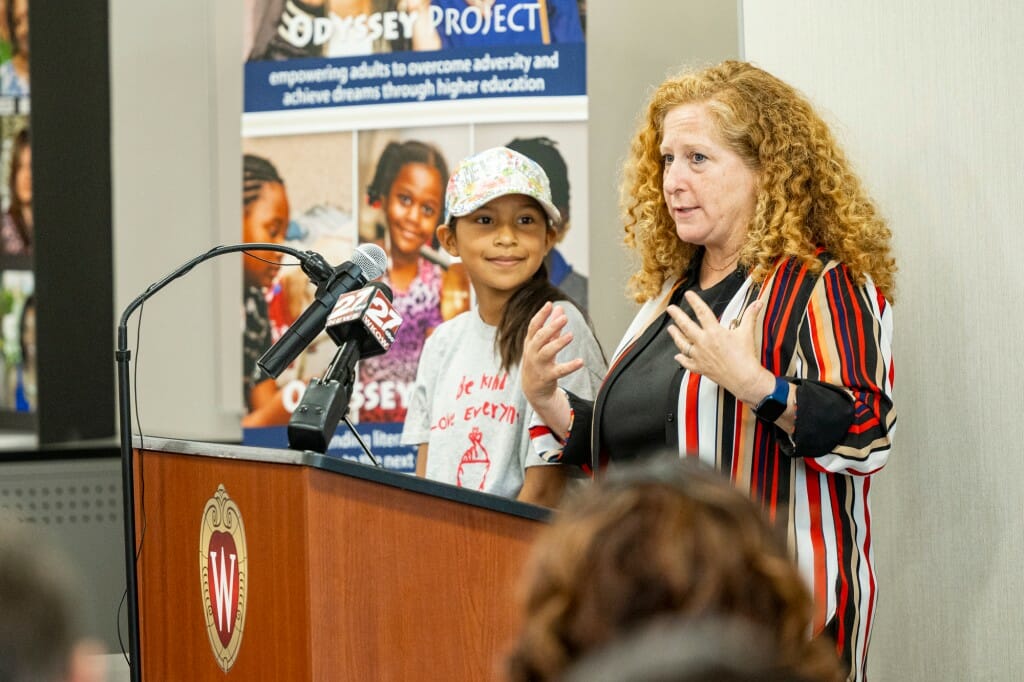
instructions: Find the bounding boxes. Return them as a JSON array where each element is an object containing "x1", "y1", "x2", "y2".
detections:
[
  {"x1": 1, "y1": 117, "x2": 31, "y2": 256},
  {"x1": 0, "y1": 114, "x2": 34, "y2": 413},
  {"x1": 351, "y1": 129, "x2": 470, "y2": 435},
  {"x1": 241, "y1": 132, "x2": 357, "y2": 429}
]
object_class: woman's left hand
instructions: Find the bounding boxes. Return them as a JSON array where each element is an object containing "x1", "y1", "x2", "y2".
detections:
[{"x1": 666, "y1": 292, "x2": 774, "y2": 405}]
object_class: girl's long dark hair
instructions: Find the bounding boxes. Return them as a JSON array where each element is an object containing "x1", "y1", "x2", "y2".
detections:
[{"x1": 496, "y1": 261, "x2": 572, "y2": 373}]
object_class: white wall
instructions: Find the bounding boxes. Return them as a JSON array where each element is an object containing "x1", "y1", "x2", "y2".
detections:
[
  {"x1": 742, "y1": 1, "x2": 1024, "y2": 678},
  {"x1": 110, "y1": 1, "x2": 244, "y2": 440},
  {"x1": 587, "y1": 1, "x2": 740, "y2": 349}
]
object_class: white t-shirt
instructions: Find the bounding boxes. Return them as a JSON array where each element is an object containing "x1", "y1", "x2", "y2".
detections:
[{"x1": 402, "y1": 303, "x2": 606, "y2": 498}]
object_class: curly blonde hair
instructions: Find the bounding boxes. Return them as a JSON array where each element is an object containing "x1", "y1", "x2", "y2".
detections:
[
  {"x1": 504, "y1": 458, "x2": 844, "y2": 682},
  {"x1": 621, "y1": 60, "x2": 895, "y2": 303}
]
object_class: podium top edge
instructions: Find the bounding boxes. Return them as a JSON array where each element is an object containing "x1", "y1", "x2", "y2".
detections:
[{"x1": 132, "y1": 435, "x2": 550, "y2": 522}]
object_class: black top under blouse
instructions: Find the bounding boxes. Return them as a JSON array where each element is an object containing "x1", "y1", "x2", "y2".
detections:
[{"x1": 598, "y1": 262, "x2": 746, "y2": 463}]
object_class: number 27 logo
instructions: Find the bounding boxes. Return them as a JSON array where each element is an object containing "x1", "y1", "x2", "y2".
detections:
[
  {"x1": 366, "y1": 293, "x2": 402, "y2": 333},
  {"x1": 328, "y1": 287, "x2": 373, "y2": 326}
]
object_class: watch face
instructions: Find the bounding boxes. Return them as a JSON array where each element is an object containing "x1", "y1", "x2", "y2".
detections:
[
  {"x1": 754, "y1": 396, "x2": 787, "y2": 422},
  {"x1": 755, "y1": 377, "x2": 789, "y2": 422}
]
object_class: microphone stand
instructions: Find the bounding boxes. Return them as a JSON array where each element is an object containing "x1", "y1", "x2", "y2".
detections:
[
  {"x1": 286, "y1": 342, "x2": 382, "y2": 466},
  {"x1": 115, "y1": 243, "x2": 331, "y2": 682}
]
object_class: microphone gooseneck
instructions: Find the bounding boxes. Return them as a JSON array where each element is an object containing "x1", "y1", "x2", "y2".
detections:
[{"x1": 115, "y1": 240, "x2": 341, "y2": 682}]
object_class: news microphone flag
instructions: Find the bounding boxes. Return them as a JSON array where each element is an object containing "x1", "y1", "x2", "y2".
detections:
[{"x1": 325, "y1": 281, "x2": 402, "y2": 358}]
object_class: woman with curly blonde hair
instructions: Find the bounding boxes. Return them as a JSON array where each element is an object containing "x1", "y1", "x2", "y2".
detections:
[
  {"x1": 505, "y1": 458, "x2": 844, "y2": 682},
  {"x1": 521, "y1": 61, "x2": 895, "y2": 680}
]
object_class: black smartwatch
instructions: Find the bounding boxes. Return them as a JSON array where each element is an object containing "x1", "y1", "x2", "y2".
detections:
[{"x1": 754, "y1": 376, "x2": 790, "y2": 422}]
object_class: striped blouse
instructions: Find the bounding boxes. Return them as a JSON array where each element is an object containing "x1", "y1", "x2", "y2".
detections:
[{"x1": 531, "y1": 254, "x2": 895, "y2": 681}]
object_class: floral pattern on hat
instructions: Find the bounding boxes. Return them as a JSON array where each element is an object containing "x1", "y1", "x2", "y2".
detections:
[{"x1": 444, "y1": 147, "x2": 561, "y2": 226}]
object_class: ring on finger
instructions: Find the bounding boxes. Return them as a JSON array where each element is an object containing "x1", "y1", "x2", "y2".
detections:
[{"x1": 685, "y1": 342, "x2": 694, "y2": 358}]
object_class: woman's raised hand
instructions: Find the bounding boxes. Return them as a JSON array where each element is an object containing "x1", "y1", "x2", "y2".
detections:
[
  {"x1": 521, "y1": 302, "x2": 581, "y2": 434},
  {"x1": 667, "y1": 293, "x2": 775, "y2": 406}
]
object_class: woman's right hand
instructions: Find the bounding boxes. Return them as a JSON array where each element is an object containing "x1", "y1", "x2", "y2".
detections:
[{"x1": 521, "y1": 303, "x2": 581, "y2": 435}]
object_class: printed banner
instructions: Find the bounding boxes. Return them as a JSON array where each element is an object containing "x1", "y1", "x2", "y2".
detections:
[
  {"x1": 245, "y1": 43, "x2": 585, "y2": 113},
  {"x1": 0, "y1": 0, "x2": 34, "y2": 426},
  {"x1": 241, "y1": 0, "x2": 589, "y2": 473}
]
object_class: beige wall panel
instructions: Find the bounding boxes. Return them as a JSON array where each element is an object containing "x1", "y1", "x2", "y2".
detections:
[
  {"x1": 111, "y1": 0, "x2": 244, "y2": 440},
  {"x1": 587, "y1": 1, "x2": 740, "y2": 349},
  {"x1": 743, "y1": 1, "x2": 1024, "y2": 678}
]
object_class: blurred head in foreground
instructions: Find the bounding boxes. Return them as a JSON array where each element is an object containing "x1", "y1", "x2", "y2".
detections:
[
  {"x1": 505, "y1": 457, "x2": 843, "y2": 682},
  {"x1": 0, "y1": 518, "x2": 105, "y2": 682}
]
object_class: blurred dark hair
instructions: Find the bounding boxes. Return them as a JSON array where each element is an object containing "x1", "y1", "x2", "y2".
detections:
[
  {"x1": 7, "y1": 127, "x2": 31, "y2": 248},
  {"x1": 506, "y1": 457, "x2": 844, "y2": 682},
  {"x1": 366, "y1": 139, "x2": 449, "y2": 227},
  {"x1": 243, "y1": 153, "x2": 285, "y2": 212},
  {"x1": 6, "y1": 0, "x2": 26, "y2": 57},
  {"x1": 18, "y1": 293, "x2": 33, "y2": 365}
]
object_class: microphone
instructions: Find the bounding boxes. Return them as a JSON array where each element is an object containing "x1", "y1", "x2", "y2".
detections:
[
  {"x1": 325, "y1": 281, "x2": 403, "y2": 357},
  {"x1": 419, "y1": 244, "x2": 453, "y2": 269},
  {"x1": 257, "y1": 243, "x2": 387, "y2": 378},
  {"x1": 287, "y1": 282, "x2": 403, "y2": 454}
]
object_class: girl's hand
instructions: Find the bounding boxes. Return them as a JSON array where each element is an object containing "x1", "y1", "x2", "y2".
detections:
[
  {"x1": 666, "y1": 293, "x2": 775, "y2": 406},
  {"x1": 521, "y1": 302, "x2": 581, "y2": 433}
]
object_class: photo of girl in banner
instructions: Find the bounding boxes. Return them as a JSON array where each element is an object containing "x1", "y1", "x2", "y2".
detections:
[
  {"x1": 241, "y1": 153, "x2": 292, "y2": 424},
  {"x1": 241, "y1": 132, "x2": 357, "y2": 428},
  {"x1": 1, "y1": 121, "x2": 31, "y2": 256},
  {"x1": 354, "y1": 132, "x2": 470, "y2": 425}
]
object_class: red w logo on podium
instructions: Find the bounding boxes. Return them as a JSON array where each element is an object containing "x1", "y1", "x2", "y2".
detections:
[{"x1": 200, "y1": 485, "x2": 249, "y2": 672}]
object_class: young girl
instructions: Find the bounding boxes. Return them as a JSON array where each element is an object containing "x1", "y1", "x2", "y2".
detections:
[
  {"x1": 357, "y1": 139, "x2": 457, "y2": 424},
  {"x1": 1, "y1": 126, "x2": 31, "y2": 255},
  {"x1": 241, "y1": 153, "x2": 290, "y2": 425},
  {"x1": 401, "y1": 147, "x2": 605, "y2": 507}
]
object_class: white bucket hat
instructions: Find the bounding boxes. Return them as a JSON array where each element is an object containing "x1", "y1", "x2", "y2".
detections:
[{"x1": 444, "y1": 147, "x2": 562, "y2": 227}]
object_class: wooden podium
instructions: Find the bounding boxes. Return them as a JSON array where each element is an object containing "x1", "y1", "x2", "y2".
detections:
[{"x1": 132, "y1": 437, "x2": 547, "y2": 681}]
